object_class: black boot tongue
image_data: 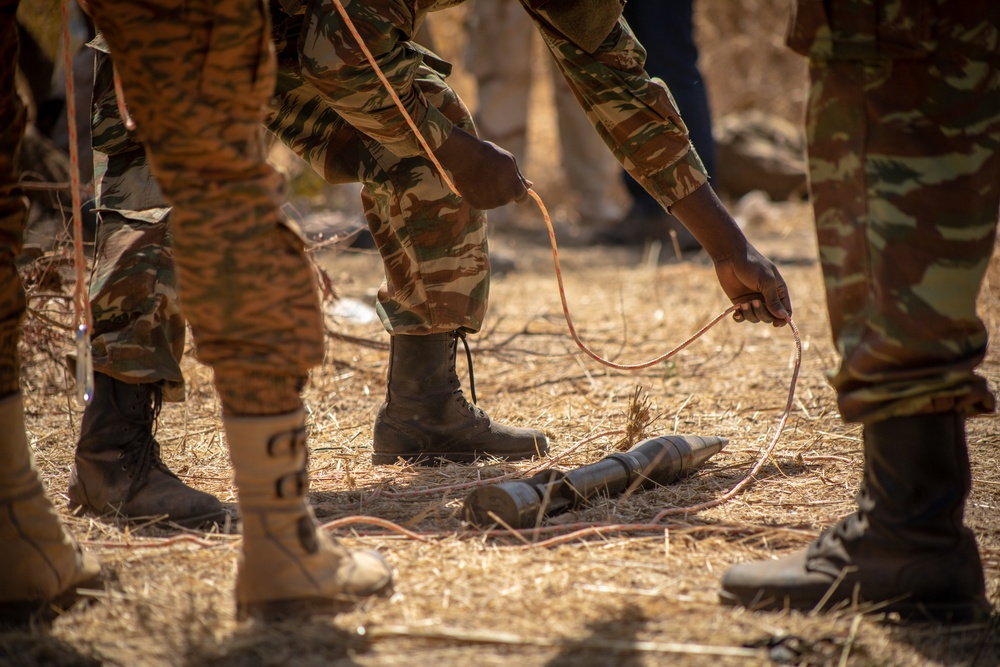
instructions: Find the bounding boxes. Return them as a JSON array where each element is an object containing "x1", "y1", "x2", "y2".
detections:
[
  {"x1": 121, "y1": 383, "x2": 165, "y2": 500},
  {"x1": 805, "y1": 526, "x2": 855, "y2": 578}
]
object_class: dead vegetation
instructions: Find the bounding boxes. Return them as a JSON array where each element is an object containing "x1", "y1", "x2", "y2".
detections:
[
  {"x1": 7, "y1": 2, "x2": 1000, "y2": 666},
  {"x1": 8, "y1": 201, "x2": 1000, "y2": 666}
]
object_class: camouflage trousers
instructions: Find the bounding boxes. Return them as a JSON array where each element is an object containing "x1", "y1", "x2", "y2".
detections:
[
  {"x1": 91, "y1": 0, "x2": 709, "y2": 401},
  {"x1": 87, "y1": 0, "x2": 324, "y2": 416},
  {"x1": 805, "y1": 6, "x2": 1000, "y2": 423},
  {"x1": 0, "y1": 0, "x2": 26, "y2": 398},
  {"x1": 89, "y1": 11, "x2": 488, "y2": 400}
]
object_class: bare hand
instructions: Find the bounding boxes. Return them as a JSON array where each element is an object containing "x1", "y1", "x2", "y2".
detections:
[
  {"x1": 669, "y1": 184, "x2": 791, "y2": 325},
  {"x1": 713, "y1": 245, "x2": 792, "y2": 326},
  {"x1": 435, "y1": 128, "x2": 532, "y2": 210}
]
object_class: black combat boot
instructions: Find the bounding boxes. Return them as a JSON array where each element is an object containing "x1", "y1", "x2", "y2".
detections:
[
  {"x1": 68, "y1": 372, "x2": 226, "y2": 527},
  {"x1": 372, "y1": 332, "x2": 550, "y2": 465},
  {"x1": 720, "y1": 412, "x2": 989, "y2": 622}
]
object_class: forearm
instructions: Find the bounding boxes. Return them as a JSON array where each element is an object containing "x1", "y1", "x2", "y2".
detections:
[
  {"x1": 669, "y1": 184, "x2": 748, "y2": 262},
  {"x1": 530, "y1": 11, "x2": 709, "y2": 207},
  {"x1": 674, "y1": 183, "x2": 792, "y2": 325}
]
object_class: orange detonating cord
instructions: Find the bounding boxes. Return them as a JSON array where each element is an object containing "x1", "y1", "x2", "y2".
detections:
[
  {"x1": 61, "y1": 0, "x2": 95, "y2": 405},
  {"x1": 330, "y1": 0, "x2": 800, "y2": 370},
  {"x1": 329, "y1": 0, "x2": 803, "y2": 523}
]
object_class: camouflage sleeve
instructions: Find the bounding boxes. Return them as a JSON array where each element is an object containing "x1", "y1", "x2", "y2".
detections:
[
  {"x1": 298, "y1": 0, "x2": 455, "y2": 159},
  {"x1": 526, "y1": 5, "x2": 709, "y2": 208}
]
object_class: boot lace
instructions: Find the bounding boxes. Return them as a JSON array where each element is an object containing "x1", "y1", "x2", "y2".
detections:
[
  {"x1": 810, "y1": 484, "x2": 871, "y2": 560},
  {"x1": 115, "y1": 382, "x2": 172, "y2": 500},
  {"x1": 453, "y1": 330, "x2": 479, "y2": 407}
]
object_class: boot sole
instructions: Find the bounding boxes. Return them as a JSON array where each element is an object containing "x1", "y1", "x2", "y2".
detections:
[
  {"x1": 372, "y1": 450, "x2": 542, "y2": 466},
  {"x1": 67, "y1": 500, "x2": 228, "y2": 530},
  {"x1": 237, "y1": 596, "x2": 358, "y2": 622},
  {"x1": 237, "y1": 584, "x2": 395, "y2": 622},
  {"x1": 718, "y1": 588, "x2": 992, "y2": 624}
]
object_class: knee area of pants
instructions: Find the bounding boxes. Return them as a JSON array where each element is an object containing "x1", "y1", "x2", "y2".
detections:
[{"x1": 297, "y1": 45, "x2": 360, "y2": 87}]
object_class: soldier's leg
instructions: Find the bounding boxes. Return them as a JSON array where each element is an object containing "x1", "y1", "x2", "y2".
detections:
[
  {"x1": 0, "y1": 0, "x2": 26, "y2": 414},
  {"x1": 268, "y1": 32, "x2": 548, "y2": 464},
  {"x1": 464, "y1": 0, "x2": 533, "y2": 227},
  {"x1": 85, "y1": 0, "x2": 392, "y2": 619},
  {"x1": 0, "y1": 0, "x2": 101, "y2": 627},
  {"x1": 68, "y1": 48, "x2": 224, "y2": 527},
  {"x1": 551, "y1": 66, "x2": 625, "y2": 232},
  {"x1": 607, "y1": 0, "x2": 712, "y2": 250},
  {"x1": 361, "y1": 71, "x2": 491, "y2": 337},
  {"x1": 816, "y1": 71, "x2": 998, "y2": 425},
  {"x1": 363, "y1": 72, "x2": 550, "y2": 464},
  {"x1": 720, "y1": 5, "x2": 999, "y2": 620},
  {"x1": 88, "y1": 47, "x2": 185, "y2": 395}
]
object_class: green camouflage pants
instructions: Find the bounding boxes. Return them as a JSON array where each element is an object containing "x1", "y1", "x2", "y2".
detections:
[
  {"x1": 89, "y1": 45, "x2": 185, "y2": 399},
  {"x1": 270, "y1": 11, "x2": 489, "y2": 335},
  {"x1": 797, "y1": 2, "x2": 1000, "y2": 423},
  {"x1": 0, "y1": 0, "x2": 26, "y2": 398},
  {"x1": 87, "y1": 0, "x2": 324, "y2": 416}
]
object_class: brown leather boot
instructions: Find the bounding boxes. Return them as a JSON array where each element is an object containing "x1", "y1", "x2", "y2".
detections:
[
  {"x1": 720, "y1": 412, "x2": 990, "y2": 622},
  {"x1": 1, "y1": 393, "x2": 102, "y2": 627},
  {"x1": 227, "y1": 410, "x2": 394, "y2": 620},
  {"x1": 372, "y1": 331, "x2": 550, "y2": 465},
  {"x1": 68, "y1": 372, "x2": 225, "y2": 528}
]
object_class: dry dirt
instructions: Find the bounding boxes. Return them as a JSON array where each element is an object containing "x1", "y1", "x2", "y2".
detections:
[
  {"x1": 10, "y1": 195, "x2": 1000, "y2": 667},
  {"x1": 7, "y1": 2, "x2": 1000, "y2": 666}
]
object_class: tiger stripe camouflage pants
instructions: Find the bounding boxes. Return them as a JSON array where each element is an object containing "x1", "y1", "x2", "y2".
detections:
[
  {"x1": 804, "y1": 5, "x2": 1000, "y2": 423},
  {"x1": 86, "y1": 0, "x2": 324, "y2": 415}
]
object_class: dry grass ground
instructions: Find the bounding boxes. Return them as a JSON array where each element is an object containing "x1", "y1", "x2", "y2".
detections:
[
  {"x1": 9, "y1": 202, "x2": 1000, "y2": 667},
  {"x1": 7, "y1": 2, "x2": 1000, "y2": 666}
]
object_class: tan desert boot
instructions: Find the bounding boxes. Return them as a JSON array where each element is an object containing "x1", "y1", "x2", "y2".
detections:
[
  {"x1": 0, "y1": 393, "x2": 103, "y2": 627},
  {"x1": 226, "y1": 410, "x2": 393, "y2": 620}
]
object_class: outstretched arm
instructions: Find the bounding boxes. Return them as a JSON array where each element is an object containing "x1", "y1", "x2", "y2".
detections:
[
  {"x1": 523, "y1": 8, "x2": 791, "y2": 323},
  {"x1": 671, "y1": 184, "x2": 792, "y2": 325}
]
